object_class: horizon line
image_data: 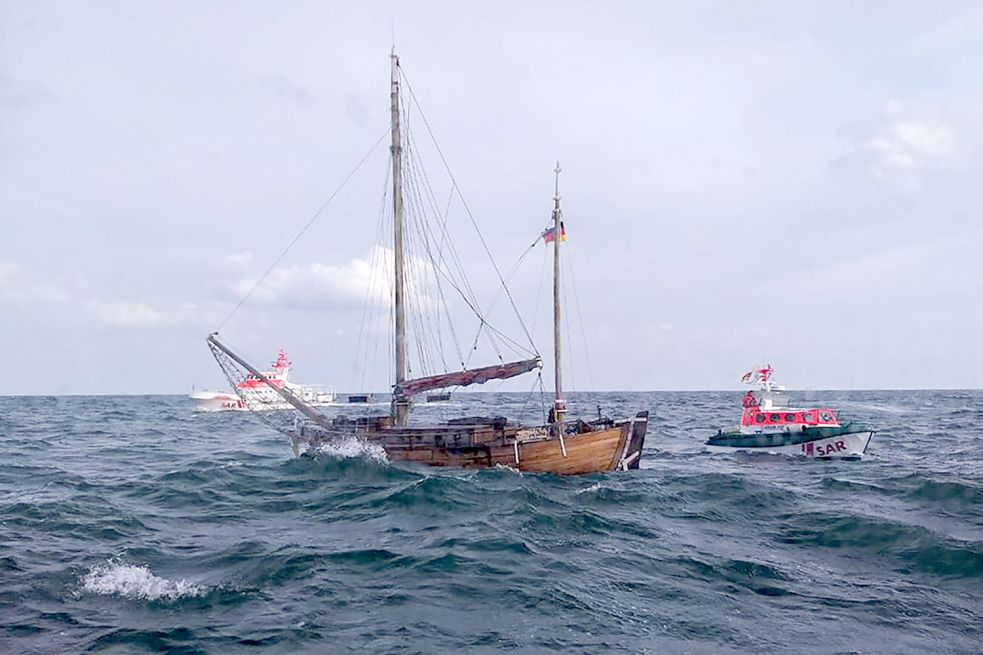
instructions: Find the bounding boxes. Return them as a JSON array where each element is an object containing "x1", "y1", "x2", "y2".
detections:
[{"x1": 2, "y1": 387, "x2": 981, "y2": 398}]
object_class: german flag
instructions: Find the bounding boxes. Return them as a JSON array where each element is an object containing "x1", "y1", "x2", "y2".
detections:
[{"x1": 541, "y1": 221, "x2": 566, "y2": 243}]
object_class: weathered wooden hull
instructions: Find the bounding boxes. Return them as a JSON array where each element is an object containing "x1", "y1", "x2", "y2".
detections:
[{"x1": 290, "y1": 411, "x2": 649, "y2": 475}]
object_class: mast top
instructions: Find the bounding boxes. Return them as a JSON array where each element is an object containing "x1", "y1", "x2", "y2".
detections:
[{"x1": 553, "y1": 161, "x2": 562, "y2": 208}]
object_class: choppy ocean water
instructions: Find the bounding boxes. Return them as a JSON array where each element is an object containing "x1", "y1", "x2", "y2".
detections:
[{"x1": 1, "y1": 390, "x2": 981, "y2": 654}]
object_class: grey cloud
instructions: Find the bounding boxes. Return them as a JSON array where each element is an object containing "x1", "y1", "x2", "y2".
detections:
[{"x1": 262, "y1": 75, "x2": 315, "y2": 106}]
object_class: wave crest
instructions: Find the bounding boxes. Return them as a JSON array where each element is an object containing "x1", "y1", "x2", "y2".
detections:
[
  {"x1": 81, "y1": 561, "x2": 203, "y2": 601},
  {"x1": 314, "y1": 435, "x2": 388, "y2": 463}
]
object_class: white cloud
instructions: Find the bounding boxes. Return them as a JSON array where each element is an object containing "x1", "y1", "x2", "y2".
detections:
[
  {"x1": 0, "y1": 260, "x2": 73, "y2": 303},
  {"x1": 226, "y1": 251, "x2": 254, "y2": 268},
  {"x1": 229, "y1": 246, "x2": 437, "y2": 311},
  {"x1": 914, "y1": 9, "x2": 983, "y2": 52},
  {"x1": 0, "y1": 260, "x2": 18, "y2": 286},
  {"x1": 93, "y1": 301, "x2": 163, "y2": 329},
  {"x1": 833, "y1": 107, "x2": 956, "y2": 181}
]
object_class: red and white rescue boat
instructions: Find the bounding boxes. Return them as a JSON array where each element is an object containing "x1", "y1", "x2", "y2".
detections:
[
  {"x1": 706, "y1": 365, "x2": 874, "y2": 459},
  {"x1": 190, "y1": 349, "x2": 335, "y2": 412}
]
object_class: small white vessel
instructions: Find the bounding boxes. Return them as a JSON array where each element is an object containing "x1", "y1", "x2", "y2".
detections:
[{"x1": 190, "y1": 349, "x2": 335, "y2": 412}]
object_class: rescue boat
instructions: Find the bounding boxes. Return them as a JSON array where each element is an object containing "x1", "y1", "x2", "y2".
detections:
[
  {"x1": 190, "y1": 348, "x2": 335, "y2": 412},
  {"x1": 706, "y1": 365, "x2": 874, "y2": 459}
]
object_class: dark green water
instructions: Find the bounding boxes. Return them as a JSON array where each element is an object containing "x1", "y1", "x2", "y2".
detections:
[{"x1": 1, "y1": 391, "x2": 981, "y2": 653}]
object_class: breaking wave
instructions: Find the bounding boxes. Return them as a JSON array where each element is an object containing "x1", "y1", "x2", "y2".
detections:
[
  {"x1": 313, "y1": 435, "x2": 388, "y2": 463},
  {"x1": 81, "y1": 561, "x2": 204, "y2": 601}
]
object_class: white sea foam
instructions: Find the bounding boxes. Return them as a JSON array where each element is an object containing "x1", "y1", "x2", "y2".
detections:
[
  {"x1": 493, "y1": 463, "x2": 522, "y2": 475},
  {"x1": 81, "y1": 561, "x2": 203, "y2": 601},
  {"x1": 575, "y1": 482, "x2": 605, "y2": 495},
  {"x1": 314, "y1": 435, "x2": 388, "y2": 463}
]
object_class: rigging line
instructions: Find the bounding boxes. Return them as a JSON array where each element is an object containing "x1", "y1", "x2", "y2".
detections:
[
  {"x1": 360, "y1": 236, "x2": 388, "y2": 393},
  {"x1": 402, "y1": 106, "x2": 510, "y2": 364},
  {"x1": 478, "y1": 321, "x2": 533, "y2": 360},
  {"x1": 217, "y1": 126, "x2": 389, "y2": 332},
  {"x1": 400, "y1": 81, "x2": 457, "y2": 267},
  {"x1": 402, "y1": 91, "x2": 525, "y2": 367},
  {"x1": 529, "y1": 244, "x2": 549, "y2": 338},
  {"x1": 400, "y1": 70, "x2": 537, "y2": 353},
  {"x1": 402, "y1": 115, "x2": 480, "y2": 320},
  {"x1": 404, "y1": 208, "x2": 439, "y2": 377},
  {"x1": 402, "y1": 209, "x2": 425, "y2": 378},
  {"x1": 401, "y1": 163, "x2": 498, "y2": 359},
  {"x1": 402, "y1": 140, "x2": 454, "y2": 372},
  {"x1": 353, "y1": 151, "x2": 393, "y2": 392},
  {"x1": 405, "y1": 169, "x2": 450, "y2": 376},
  {"x1": 537, "y1": 371, "x2": 548, "y2": 424},
  {"x1": 561, "y1": 254, "x2": 576, "y2": 393},
  {"x1": 477, "y1": 240, "x2": 538, "y2": 333},
  {"x1": 565, "y1": 244, "x2": 597, "y2": 392},
  {"x1": 366, "y1": 181, "x2": 395, "y2": 393},
  {"x1": 362, "y1": 169, "x2": 393, "y2": 392},
  {"x1": 439, "y1": 186, "x2": 454, "y2": 251},
  {"x1": 406, "y1": 182, "x2": 449, "y2": 381},
  {"x1": 520, "y1": 368, "x2": 542, "y2": 426},
  {"x1": 403, "y1": 120, "x2": 486, "y2": 324},
  {"x1": 466, "y1": 316, "x2": 503, "y2": 366},
  {"x1": 465, "y1": 241, "x2": 539, "y2": 366},
  {"x1": 441, "y1": 140, "x2": 553, "y2": 192},
  {"x1": 406, "y1": 120, "x2": 465, "y2": 286},
  {"x1": 376, "y1": 229, "x2": 395, "y2": 392}
]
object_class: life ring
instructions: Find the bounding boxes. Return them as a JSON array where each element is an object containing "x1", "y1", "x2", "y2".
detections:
[{"x1": 819, "y1": 411, "x2": 834, "y2": 422}]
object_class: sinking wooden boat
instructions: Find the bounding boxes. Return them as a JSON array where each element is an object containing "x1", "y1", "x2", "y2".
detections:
[{"x1": 204, "y1": 50, "x2": 649, "y2": 474}]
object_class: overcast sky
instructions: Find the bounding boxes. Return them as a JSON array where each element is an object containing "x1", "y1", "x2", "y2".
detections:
[{"x1": 2, "y1": 1, "x2": 981, "y2": 394}]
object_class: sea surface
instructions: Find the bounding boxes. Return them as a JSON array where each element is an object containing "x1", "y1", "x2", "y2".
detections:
[{"x1": 1, "y1": 391, "x2": 981, "y2": 654}]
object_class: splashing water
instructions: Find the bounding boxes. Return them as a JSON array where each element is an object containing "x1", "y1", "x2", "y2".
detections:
[
  {"x1": 81, "y1": 561, "x2": 203, "y2": 601},
  {"x1": 314, "y1": 434, "x2": 388, "y2": 463}
]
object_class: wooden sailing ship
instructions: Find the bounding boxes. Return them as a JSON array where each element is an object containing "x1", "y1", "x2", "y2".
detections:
[{"x1": 206, "y1": 51, "x2": 648, "y2": 474}]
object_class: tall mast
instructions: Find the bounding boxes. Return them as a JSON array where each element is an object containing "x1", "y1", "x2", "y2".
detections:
[
  {"x1": 390, "y1": 49, "x2": 409, "y2": 426},
  {"x1": 552, "y1": 162, "x2": 566, "y2": 426}
]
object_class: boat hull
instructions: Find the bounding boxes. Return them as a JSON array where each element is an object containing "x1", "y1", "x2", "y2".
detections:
[
  {"x1": 289, "y1": 411, "x2": 649, "y2": 475},
  {"x1": 189, "y1": 391, "x2": 244, "y2": 412},
  {"x1": 190, "y1": 390, "x2": 336, "y2": 412},
  {"x1": 706, "y1": 423, "x2": 874, "y2": 459}
]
